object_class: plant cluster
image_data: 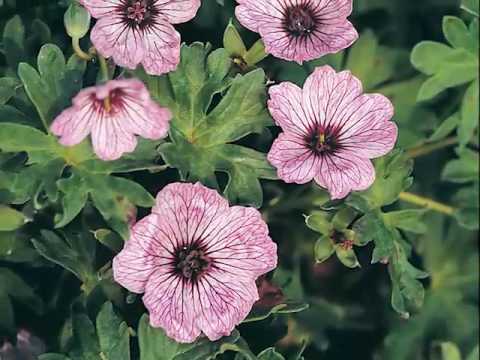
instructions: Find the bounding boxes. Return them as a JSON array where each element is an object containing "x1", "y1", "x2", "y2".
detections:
[{"x1": 0, "y1": 0, "x2": 478, "y2": 359}]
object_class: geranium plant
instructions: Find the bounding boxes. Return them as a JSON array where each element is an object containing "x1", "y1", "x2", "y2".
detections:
[{"x1": 0, "y1": 0, "x2": 478, "y2": 359}]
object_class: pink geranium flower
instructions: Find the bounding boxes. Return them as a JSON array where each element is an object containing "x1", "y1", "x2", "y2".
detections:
[
  {"x1": 79, "y1": 0, "x2": 201, "y2": 75},
  {"x1": 267, "y1": 65, "x2": 398, "y2": 199},
  {"x1": 113, "y1": 182, "x2": 278, "y2": 343},
  {"x1": 235, "y1": 0, "x2": 358, "y2": 63},
  {"x1": 51, "y1": 79, "x2": 171, "y2": 161}
]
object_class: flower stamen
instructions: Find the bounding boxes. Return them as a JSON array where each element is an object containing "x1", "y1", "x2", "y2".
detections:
[
  {"x1": 127, "y1": 1, "x2": 148, "y2": 24},
  {"x1": 284, "y1": 5, "x2": 317, "y2": 37},
  {"x1": 175, "y1": 245, "x2": 211, "y2": 281},
  {"x1": 103, "y1": 97, "x2": 112, "y2": 113}
]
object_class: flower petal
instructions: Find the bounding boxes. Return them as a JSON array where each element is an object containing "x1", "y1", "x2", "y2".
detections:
[
  {"x1": 116, "y1": 79, "x2": 172, "y2": 139},
  {"x1": 268, "y1": 132, "x2": 320, "y2": 184},
  {"x1": 155, "y1": 0, "x2": 201, "y2": 24},
  {"x1": 195, "y1": 275, "x2": 259, "y2": 340},
  {"x1": 144, "y1": 272, "x2": 201, "y2": 343},
  {"x1": 205, "y1": 206, "x2": 277, "y2": 279},
  {"x1": 50, "y1": 104, "x2": 94, "y2": 146},
  {"x1": 140, "y1": 21, "x2": 181, "y2": 75},
  {"x1": 91, "y1": 16, "x2": 145, "y2": 70},
  {"x1": 235, "y1": 0, "x2": 282, "y2": 32},
  {"x1": 79, "y1": 0, "x2": 121, "y2": 18},
  {"x1": 90, "y1": 111, "x2": 138, "y2": 161},
  {"x1": 268, "y1": 82, "x2": 314, "y2": 136},
  {"x1": 314, "y1": 151, "x2": 375, "y2": 199},
  {"x1": 113, "y1": 214, "x2": 173, "y2": 293},
  {"x1": 303, "y1": 66, "x2": 363, "y2": 131},
  {"x1": 152, "y1": 182, "x2": 230, "y2": 247},
  {"x1": 336, "y1": 94, "x2": 397, "y2": 158}
]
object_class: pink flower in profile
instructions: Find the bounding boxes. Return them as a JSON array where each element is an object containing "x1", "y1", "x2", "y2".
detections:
[
  {"x1": 267, "y1": 65, "x2": 398, "y2": 199},
  {"x1": 79, "y1": 0, "x2": 201, "y2": 75},
  {"x1": 51, "y1": 79, "x2": 171, "y2": 161},
  {"x1": 235, "y1": 0, "x2": 358, "y2": 63},
  {"x1": 113, "y1": 182, "x2": 278, "y2": 343}
]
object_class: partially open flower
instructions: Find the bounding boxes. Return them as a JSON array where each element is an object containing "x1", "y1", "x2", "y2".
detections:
[
  {"x1": 235, "y1": 0, "x2": 358, "y2": 63},
  {"x1": 113, "y1": 182, "x2": 278, "y2": 343},
  {"x1": 79, "y1": 0, "x2": 201, "y2": 75},
  {"x1": 267, "y1": 65, "x2": 398, "y2": 199},
  {"x1": 51, "y1": 78, "x2": 171, "y2": 161}
]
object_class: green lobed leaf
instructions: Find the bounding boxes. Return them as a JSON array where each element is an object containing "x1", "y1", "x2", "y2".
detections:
[
  {"x1": 442, "y1": 148, "x2": 479, "y2": 183},
  {"x1": 257, "y1": 348, "x2": 286, "y2": 360},
  {"x1": 2, "y1": 15, "x2": 27, "y2": 70},
  {"x1": 0, "y1": 205, "x2": 26, "y2": 231},
  {"x1": 69, "y1": 313, "x2": 100, "y2": 360},
  {"x1": 347, "y1": 151, "x2": 413, "y2": 210},
  {"x1": 96, "y1": 302, "x2": 131, "y2": 360},
  {"x1": 18, "y1": 44, "x2": 86, "y2": 129},
  {"x1": 442, "y1": 16, "x2": 477, "y2": 53},
  {"x1": 0, "y1": 77, "x2": 21, "y2": 104},
  {"x1": 411, "y1": 39, "x2": 478, "y2": 101},
  {"x1": 458, "y1": 79, "x2": 479, "y2": 145},
  {"x1": 138, "y1": 314, "x2": 194, "y2": 360},
  {"x1": 428, "y1": 112, "x2": 460, "y2": 142},
  {"x1": 383, "y1": 209, "x2": 428, "y2": 234},
  {"x1": 389, "y1": 240, "x2": 429, "y2": 317},
  {"x1": 0, "y1": 123, "x2": 54, "y2": 152},
  {"x1": 55, "y1": 171, "x2": 89, "y2": 228},
  {"x1": 32, "y1": 230, "x2": 96, "y2": 283},
  {"x1": 453, "y1": 183, "x2": 479, "y2": 230},
  {"x1": 137, "y1": 43, "x2": 275, "y2": 207}
]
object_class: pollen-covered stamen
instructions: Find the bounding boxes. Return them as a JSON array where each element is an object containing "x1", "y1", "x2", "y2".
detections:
[
  {"x1": 284, "y1": 5, "x2": 317, "y2": 37},
  {"x1": 175, "y1": 246, "x2": 212, "y2": 280},
  {"x1": 127, "y1": 1, "x2": 148, "y2": 23}
]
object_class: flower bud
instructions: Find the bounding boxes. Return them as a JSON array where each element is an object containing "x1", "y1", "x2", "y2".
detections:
[{"x1": 64, "y1": 3, "x2": 91, "y2": 39}]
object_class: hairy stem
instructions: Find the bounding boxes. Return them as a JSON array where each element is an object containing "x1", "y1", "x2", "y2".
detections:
[
  {"x1": 407, "y1": 137, "x2": 458, "y2": 158},
  {"x1": 72, "y1": 37, "x2": 94, "y2": 61},
  {"x1": 399, "y1": 192, "x2": 456, "y2": 216}
]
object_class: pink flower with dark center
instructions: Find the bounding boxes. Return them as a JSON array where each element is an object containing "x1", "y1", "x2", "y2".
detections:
[
  {"x1": 112, "y1": 182, "x2": 278, "y2": 343},
  {"x1": 235, "y1": 0, "x2": 358, "y2": 63},
  {"x1": 267, "y1": 65, "x2": 398, "y2": 199},
  {"x1": 51, "y1": 79, "x2": 171, "y2": 161},
  {"x1": 79, "y1": 0, "x2": 201, "y2": 75}
]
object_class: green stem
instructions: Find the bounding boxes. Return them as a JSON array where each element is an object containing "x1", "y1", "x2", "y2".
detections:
[
  {"x1": 407, "y1": 137, "x2": 458, "y2": 158},
  {"x1": 72, "y1": 37, "x2": 94, "y2": 61},
  {"x1": 98, "y1": 54, "x2": 111, "y2": 82},
  {"x1": 398, "y1": 191, "x2": 456, "y2": 216}
]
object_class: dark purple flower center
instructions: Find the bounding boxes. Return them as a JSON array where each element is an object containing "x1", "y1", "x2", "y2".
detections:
[
  {"x1": 118, "y1": 0, "x2": 157, "y2": 29},
  {"x1": 174, "y1": 245, "x2": 211, "y2": 281},
  {"x1": 91, "y1": 89, "x2": 125, "y2": 114},
  {"x1": 284, "y1": 5, "x2": 317, "y2": 37},
  {"x1": 307, "y1": 130, "x2": 340, "y2": 155}
]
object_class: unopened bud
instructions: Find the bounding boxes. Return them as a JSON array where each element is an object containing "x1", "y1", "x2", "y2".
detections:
[{"x1": 64, "y1": 3, "x2": 91, "y2": 39}]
